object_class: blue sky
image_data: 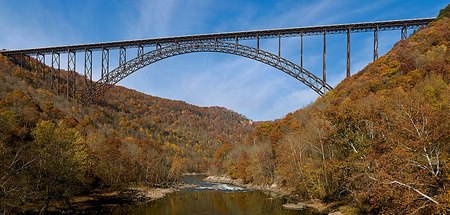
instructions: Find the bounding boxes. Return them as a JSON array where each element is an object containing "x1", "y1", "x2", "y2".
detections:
[{"x1": 0, "y1": 0, "x2": 447, "y2": 121}]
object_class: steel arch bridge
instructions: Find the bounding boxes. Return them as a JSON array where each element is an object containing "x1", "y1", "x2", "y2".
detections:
[
  {"x1": 85, "y1": 41, "x2": 331, "y2": 102},
  {"x1": 0, "y1": 18, "x2": 434, "y2": 104}
]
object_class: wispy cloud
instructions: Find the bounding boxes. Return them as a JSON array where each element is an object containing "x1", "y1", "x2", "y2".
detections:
[
  {"x1": 0, "y1": 1, "x2": 82, "y2": 50},
  {"x1": 127, "y1": 0, "x2": 212, "y2": 38}
]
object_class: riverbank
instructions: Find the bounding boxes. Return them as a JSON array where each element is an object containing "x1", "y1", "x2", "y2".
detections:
[
  {"x1": 65, "y1": 183, "x2": 197, "y2": 213},
  {"x1": 68, "y1": 187, "x2": 174, "y2": 210},
  {"x1": 204, "y1": 175, "x2": 356, "y2": 214}
]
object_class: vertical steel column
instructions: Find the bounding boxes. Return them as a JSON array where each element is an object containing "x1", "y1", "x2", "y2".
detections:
[
  {"x1": 101, "y1": 48, "x2": 109, "y2": 81},
  {"x1": 256, "y1": 35, "x2": 260, "y2": 53},
  {"x1": 346, "y1": 29, "x2": 351, "y2": 77},
  {"x1": 278, "y1": 33, "x2": 281, "y2": 59},
  {"x1": 27, "y1": 55, "x2": 33, "y2": 71},
  {"x1": 401, "y1": 25, "x2": 407, "y2": 40},
  {"x1": 20, "y1": 53, "x2": 24, "y2": 67},
  {"x1": 119, "y1": 46, "x2": 127, "y2": 68},
  {"x1": 137, "y1": 45, "x2": 144, "y2": 61},
  {"x1": 84, "y1": 49, "x2": 92, "y2": 95},
  {"x1": 51, "y1": 51, "x2": 61, "y2": 92},
  {"x1": 235, "y1": 36, "x2": 239, "y2": 49},
  {"x1": 323, "y1": 31, "x2": 327, "y2": 85},
  {"x1": 374, "y1": 27, "x2": 379, "y2": 61},
  {"x1": 36, "y1": 53, "x2": 45, "y2": 73},
  {"x1": 24, "y1": 54, "x2": 32, "y2": 69},
  {"x1": 300, "y1": 33, "x2": 303, "y2": 69},
  {"x1": 36, "y1": 53, "x2": 46, "y2": 85},
  {"x1": 67, "y1": 50, "x2": 76, "y2": 99}
]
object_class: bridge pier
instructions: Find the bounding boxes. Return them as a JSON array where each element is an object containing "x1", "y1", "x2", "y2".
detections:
[
  {"x1": 278, "y1": 33, "x2": 281, "y2": 59},
  {"x1": 36, "y1": 53, "x2": 45, "y2": 75},
  {"x1": 300, "y1": 33, "x2": 303, "y2": 69},
  {"x1": 67, "y1": 50, "x2": 76, "y2": 99},
  {"x1": 51, "y1": 51, "x2": 60, "y2": 93},
  {"x1": 36, "y1": 53, "x2": 49, "y2": 87},
  {"x1": 19, "y1": 53, "x2": 24, "y2": 67},
  {"x1": 84, "y1": 49, "x2": 92, "y2": 96},
  {"x1": 27, "y1": 55, "x2": 33, "y2": 73},
  {"x1": 346, "y1": 29, "x2": 351, "y2": 77},
  {"x1": 256, "y1": 35, "x2": 260, "y2": 53},
  {"x1": 119, "y1": 47, "x2": 127, "y2": 67},
  {"x1": 137, "y1": 45, "x2": 144, "y2": 60},
  {"x1": 101, "y1": 48, "x2": 109, "y2": 81},
  {"x1": 401, "y1": 25, "x2": 407, "y2": 39},
  {"x1": 323, "y1": 31, "x2": 326, "y2": 86},
  {"x1": 374, "y1": 27, "x2": 379, "y2": 61}
]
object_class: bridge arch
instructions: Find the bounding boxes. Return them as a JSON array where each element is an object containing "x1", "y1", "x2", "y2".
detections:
[{"x1": 82, "y1": 41, "x2": 332, "y2": 103}]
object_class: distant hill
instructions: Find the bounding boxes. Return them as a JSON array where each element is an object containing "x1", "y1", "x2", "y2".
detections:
[{"x1": 216, "y1": 4, "x2": 449, "y2": 214}]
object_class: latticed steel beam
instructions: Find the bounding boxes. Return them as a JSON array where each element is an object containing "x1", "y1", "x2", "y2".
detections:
[
  {"x1": 36, "y1": 53, "x2": 45, "y2": 74},
  {"x1": 300, "y1": 33, "x2": 303, "y2": 69},
  {"x1": 84, "y1": 49, "x2": 92, "y2": 95},
  {"x1": 81, "y1": 41, "x2": 332, "y2": 103},
  {"x1": 374, "y1": 27, "x2": 379, "y2": 61},
  {"x1": 67, "y1": 50, "x2": 76, "y2": 99},
  {"x1": 256, "y1": 35, "x2": 260, "y2": 53},
  {"x1": 323, "y1": 31, "x2": 327, "y2": 86},
  {"x1": 278, "y1": 33, "x2": 281, "y2": 58},
  {"x1": 346, "y1": 29, "x2": 351, "y2": 77},
  {"x1": 20, "y1": 53, "x2": 24, "y2": 67},
  {"x1": 1, "y1": 18, "x2": 433, "y2": 55},
  {"x1": 27, "y1": 55, "x2": 33, "y2": 71},
  {"x1": 101, "y1": 48, "x2": 109, "y2": 81},
  {"x1": 119, "y1": 46, "x2": 126, "y2": 67},
  {"x1": 401, "y1": 25, "x2": 408, "y2": 40},
  {"x1": 51, "y1": 51, "x2": 61, "y2": 92},
  {"x1": 137, "y1": 45, "x2": 144, "y2": 58}
]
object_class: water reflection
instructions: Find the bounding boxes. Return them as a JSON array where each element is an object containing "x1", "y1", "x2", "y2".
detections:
[
  {"x1": 87, "y1": 175, "x2": 320, "y2": 215},
  {"x1": 95, "y1": 190, "x2": 319, "y2": 215}
]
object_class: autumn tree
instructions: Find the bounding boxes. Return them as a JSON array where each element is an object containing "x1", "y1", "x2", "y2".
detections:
[{"x1": 31, "y1": 120, "x2": 87, "y2": 212}]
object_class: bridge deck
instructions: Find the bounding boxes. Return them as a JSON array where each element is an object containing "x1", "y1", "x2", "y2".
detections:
[{"x1": 0, "y1": 18, "x2": 434, "y2": 55}]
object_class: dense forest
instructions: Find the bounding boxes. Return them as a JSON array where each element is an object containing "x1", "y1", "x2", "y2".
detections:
[
  {"x1": 1, "y1": 4, "x2": 449, "y2": 215},
  {"x1": 211, "y1": 5, "x2": 450, "y2": 214},
  {"x1": 0, "y1": 52, "x2": 252, "y2": 212}
]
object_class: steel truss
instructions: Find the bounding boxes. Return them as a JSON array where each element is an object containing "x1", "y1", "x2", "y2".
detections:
[
  {"x1": 0, "y1": 18, "x2": 434, "y2": 103},
  {"x1": 1, "y1": 18, "x2": 433, "y2": 56},
  {"x1": 81, "y1": 41, "x2": 332, "y2": 103}
]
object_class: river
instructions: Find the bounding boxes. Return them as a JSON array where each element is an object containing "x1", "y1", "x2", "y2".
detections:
[{"x1": 83, "y1": 175, "x2": 320, "y2": 215}]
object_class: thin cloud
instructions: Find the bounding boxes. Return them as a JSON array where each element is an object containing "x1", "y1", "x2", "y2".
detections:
[{"x1": 127, "y1": 0, "x2": 212, "y2": 38}]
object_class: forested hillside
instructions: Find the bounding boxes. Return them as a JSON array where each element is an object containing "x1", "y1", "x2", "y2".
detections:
[
  {"x1": 0, "y1": 53, "x2": 252, "y2": 212},
  {"x1": 213, "y1": 5, "x2": 450, "y2": 214},
  {"x1": 1, "y1": 4, "x2": 449, "y2": 214}
]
